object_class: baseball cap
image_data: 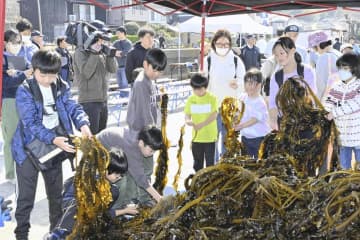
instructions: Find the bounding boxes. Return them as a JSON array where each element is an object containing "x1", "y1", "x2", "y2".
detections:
[
  {"x1": 284, "y1": 25, "x2": 299, "y2": 33},
  {"x1": 31, "y1": 30, "x2": 43, "y2": 37},
  {"x1": 340, "y1": 43, "x2": 353, "y2": 52},
  {"x1": 308, "y1": 31, "x2": 329, "y2": 48}
]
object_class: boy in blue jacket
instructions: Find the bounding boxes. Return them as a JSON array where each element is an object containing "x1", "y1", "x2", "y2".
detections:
[{"x1": 12, "y1": 50, "x2": 92, "y2": 240}]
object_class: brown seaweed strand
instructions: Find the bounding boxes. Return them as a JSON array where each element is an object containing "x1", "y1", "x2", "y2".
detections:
[
  {"x1": 172, "y1": 124, "x2": 185, "y2": 192},
  {"x1": 153, "y1": 94, "x2": 170, "y2": 194}
]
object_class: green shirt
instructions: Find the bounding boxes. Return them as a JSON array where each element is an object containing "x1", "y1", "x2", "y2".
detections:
[{"x1": 184, "y1": 92, "x2": 218, "y2": 143}]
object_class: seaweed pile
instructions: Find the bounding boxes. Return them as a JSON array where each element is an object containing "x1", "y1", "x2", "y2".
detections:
[
  {"x1": 68, "y1": 136, "x2": 113, "y2": 240},
  {"x1": 109, "y1": 155, "x2": 360, "y2": 240}
]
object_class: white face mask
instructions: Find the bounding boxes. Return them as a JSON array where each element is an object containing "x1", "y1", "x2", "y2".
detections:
[
  {"x1": 22, "y1": 35, "x2": 31, "y2": 44},
  {"x1": 216, "y1": 47, "x2": 230, "y2": 56},
  {"x1": 338, "y1": 69, "x2": 353, "y2": 81}
]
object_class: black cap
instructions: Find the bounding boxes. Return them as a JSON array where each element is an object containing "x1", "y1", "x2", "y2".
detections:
[
  {"x1": 116, "y1": 26, "x2": 127, "y2": 35},
  {"x1": 284, "y1": 25, "x2": 299, "y2": 33},
  {"x1": 31, "y1": 30, "x2": 43, "y2": 37}
]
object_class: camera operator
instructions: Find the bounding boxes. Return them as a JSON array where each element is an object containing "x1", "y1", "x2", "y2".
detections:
[{"x1": 73, "y1": 30, "x2": 117, "y2": 134}]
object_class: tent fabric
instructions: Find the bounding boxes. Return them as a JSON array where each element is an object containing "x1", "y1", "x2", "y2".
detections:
[
  {"x1": 141, "y1": 1, "x2": 360, "y2": 17},
  {"x1": 178, "y1": 15, "x2": 273, "y2": 34}
]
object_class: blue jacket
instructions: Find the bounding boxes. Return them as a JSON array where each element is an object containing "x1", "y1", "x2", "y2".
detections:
[
  {"x1": 12, "y1": 77, "x2": 90, "y2": 165},
  {"x1": 2, "y1": 47, "x2": 33, "y2": 99}
]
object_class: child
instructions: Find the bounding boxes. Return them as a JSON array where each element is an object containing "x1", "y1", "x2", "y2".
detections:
[
  {"x1": 97, "y1": 125, "x2": 163, "y2": 209},
  {"x1": 324, "y1": 53, "x2": 360, "y2": 170},
  {"x1": 44, "y1": 149, "x2": 138, "y2": 240},
  {"x1": 12, "y1": 50, "x2": 92, "y2": 240},
  {"x1": 126, "y1": 48, "x2": 167, "y2": 135},
  {"x1": 184, "y1": 73, "x2": 218, "y2": 171},
  {"x1": 234, "y1": 68, "x2": 271, "y2": 158}
]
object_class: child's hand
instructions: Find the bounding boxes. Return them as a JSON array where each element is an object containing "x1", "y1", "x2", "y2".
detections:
[
  {"x1": 325, "y1": 112, "x2": 334, "y2": 121},
  {"x1": 24, "y1": 68, "x2": 33, "y2": 78},
  {"x1": 229, "y1": 79, "x2": 238, "y2": 89},
  {"x1": 125, "y1": 204, "x2": 139, "y2": 215},
  {"x1": 53, "y1": 136, "x2": 76, "y2": 153},
  {"x1": 6, "y1": 69, "x2": 16, "y2": 77},
  {"x1": 80, "y1": 125, "x2": 92, "y2": 138},
  {"x1": 234, "y1": 123, "x2": 242, "y2": 131},
  {"x1": 193, "y1": 122, "x2": 204, "y2": 131},
  {"x1": 186, "y1": 120, "x2": 195, "y2": 127}
]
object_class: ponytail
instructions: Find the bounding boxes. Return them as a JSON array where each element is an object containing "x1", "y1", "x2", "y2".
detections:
[{"x1": 294, "y1": 52, "x2": 302, "y2": 65}]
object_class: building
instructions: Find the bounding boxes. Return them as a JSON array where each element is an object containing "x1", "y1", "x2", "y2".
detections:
[{"x1": 5, "y1": 0, "x2": 20, "y2": 29}]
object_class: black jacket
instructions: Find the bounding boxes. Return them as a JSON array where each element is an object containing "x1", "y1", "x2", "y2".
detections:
[
  {"x1": 240, "y1": 45, "x2": 261, "y2": 70},
  {"x1": 125, "y1": 42, "x2": 149, "y2": 84}
]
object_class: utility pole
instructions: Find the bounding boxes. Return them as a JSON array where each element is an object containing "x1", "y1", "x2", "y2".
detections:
[{"x1": 36, "y1": 0, "x2": 42, "y2": 32}]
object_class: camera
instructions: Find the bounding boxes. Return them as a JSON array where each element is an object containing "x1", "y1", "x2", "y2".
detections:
[{"x1": 65, "y1": 20, "x2": 116, "y2": 57}]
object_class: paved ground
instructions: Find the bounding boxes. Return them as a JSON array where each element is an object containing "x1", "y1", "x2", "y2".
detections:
[{"x1": 0, "y1": 110, "x2": 196, "y2": 240}]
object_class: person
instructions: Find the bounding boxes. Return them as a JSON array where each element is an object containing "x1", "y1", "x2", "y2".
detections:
[
  {"x1": 324, "y1": 53, "x2": 360, "y2": 170},
  {"x1": 184, "y1": 74, "x2": 218, "y2": 172},
  {"x1": 55, "y1": 37, "x2": 73, "y2": 85},
  {"x1": 159, "y1": 34, "x2": 165, "y2": 49},
  {"x1": 126, "y1": 48, "x2": 167, "y2": 135},
  {"x1": 349, "y1": 37, "x2": 360, "y2": 55},
  {"x1": 283, "y1": 24, "x2": 309, "y2": 64},
  {"x1": 333, "y1": 37, "x2": 342, "y2": 51},
  {"x1": 340, "y1": 43, "x2": 354, "y2": 55},
  {"x1": 269, "y1": 37, "x2": 317, "y2": 130},
  {"x1": 203, "y1": 29, "x2": 246, "y2": 159},
  {"x1": 308, "y1": 31, "x2": 341, "y2": 101},
  {"x1": 234, "y1": 69, "x2": 271, "y2": 158},
  {"x1": 2, "y1": 29, "x2": 33, "y2": 182},
  {"x1": 11, "y1": 50, "x2": 92, "y2": 240},
  {"x1": 97, "y1": 125, "x2": 163, "y2": 208},
  {"x1": 113, "y1": 26, "x2": 132, "y2": 97},
  {"x1": 73, "y1": 30, "x2": 117, "y2": 134},
  {"x1": 15, "y1": 18, "x2": 32, "y2": 46},
  {"x1": 30, "y1": 30, "x2": 44, "y2": 50},
  {"x1": 125, "y1": 26, "x2": 155, "y2": 86},
  {"x1": 256, "y1": 34, "x2": 267, "y2": 58},
  {"x1": 240, "y1": 34, "x2": 261, "y2": 70},
  {"x1": 260, "y1": 77, "x2": 336, "y2": 177},
  {"x1": 44, "y1": 149, "x2": 138, "y2": 240}
]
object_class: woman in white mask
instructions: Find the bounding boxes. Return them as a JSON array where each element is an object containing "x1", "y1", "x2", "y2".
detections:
[
  {"x1": 203, "y1": 29, "x2": 246, "y2": 160},
  {"x1": 2, "y1": 29, "x2": 33, "y2": 182},
  {"x1": 324, "y1": 53, "x2": 360, "y2": 170}
]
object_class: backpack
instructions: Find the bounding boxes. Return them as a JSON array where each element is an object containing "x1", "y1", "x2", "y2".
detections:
[
  {"x1": 22, "y1": 79, "x2": 76, "y2": 171},
  {"x1": 207, "y1": 53, "x2": 238, "y2": 79},
  {"x1": 274, "y1": 64, "x2": 304, "y2": 88}
]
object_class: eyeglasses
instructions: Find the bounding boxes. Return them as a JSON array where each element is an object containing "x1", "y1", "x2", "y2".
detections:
[{"x1": 215, "y1": 42, "x2": 230, "y2": 48}]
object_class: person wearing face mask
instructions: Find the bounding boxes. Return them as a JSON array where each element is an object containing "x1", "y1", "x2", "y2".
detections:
[
  {"x1": 73, "y1": 30, "x2": 117, "y2": 134},
  {"x1": 15, "y1": 18, "x2": 36, "y2": 61},
  {"x1": 203, "y1": 29, "x2": 246, "y2": 159},
  {"x1": 324, "y1": 53, "x2": 360, "y2": 170},
  {"x1": 2, "y1": 29, "x2": 33, "y2": 183}
]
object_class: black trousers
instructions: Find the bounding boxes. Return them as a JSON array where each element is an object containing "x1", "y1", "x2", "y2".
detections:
[
  {"x1": 241, "y1": 136, "x2": 264, "y2": 159},
  {"x1": 191, "y1": 142, "x2": 215, "y2": 172},
  {"x1": 81, "y1": 101, "x2": 108, "y2": 134},
  {"x1": 15, "y1": 158, "x2": 63, "y2": 240}
]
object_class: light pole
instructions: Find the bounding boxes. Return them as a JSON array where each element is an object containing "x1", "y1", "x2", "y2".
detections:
[{"x1": 36, "y1": 0, "x2": 42, "y2": 33}]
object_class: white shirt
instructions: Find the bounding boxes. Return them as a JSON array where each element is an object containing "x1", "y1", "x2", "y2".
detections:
[{"x1": 39, "y1": 84, "x2": 59, "y2": 129}]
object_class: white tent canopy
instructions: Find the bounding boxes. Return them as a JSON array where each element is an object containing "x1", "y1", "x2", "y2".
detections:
[{"x1": 179, "y1": 14, "x2": 273, "y2": 34}]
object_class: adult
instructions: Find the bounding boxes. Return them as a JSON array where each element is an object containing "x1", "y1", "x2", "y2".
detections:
[
  {"x1": 349, "y1": 37, "x2": 360, "y2": 55},
  {"x1": 333, "y1": 38, "x2": 342, "y2": 51},
  {"x1": 269, "y1": 37, "x2": 317, "y2": 130},
  {"x1": 2, "y1": 29, "x2": 33, "y2": 182},
  {"x1": 240, "y1": 34, "x2": 261, "y2": 70},
  {"x1": 203, "y1": 29, "x2": 246, "y2": 158},
  {"x1": 308, "y1": 31, "x2": 341, "y2": 101},
  {"x1": 15, "y1": 18, "x2": 32, "y2": 46},
  {"x1": 125, "y1": 27, "x2": 154, "y2": 86},
  {"x1": 30, "y1": 30, "x2": 44, "y2": 51},
  {"x1": 55, "y1": 37, "x2": 73, "y2": 85},
  {"x1": 113, "y1": 26, "x2": 132, "y2": 97},
  {"x1": 73, "y1": 31, "x2": 117, "y2": 134},
  {"x1": 283, "y1": 25, "x2": 309, "y2": 64},
  {"x1": 159, "y1": 34, "x2": 165, "y2": 49}
]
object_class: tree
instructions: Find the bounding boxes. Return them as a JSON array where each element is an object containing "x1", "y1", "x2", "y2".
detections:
[{"x1": 125, "y1": 22, "x2": 140, "y2": 35}]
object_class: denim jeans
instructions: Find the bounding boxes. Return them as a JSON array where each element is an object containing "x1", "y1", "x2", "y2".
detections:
[
  {"x1": 116, "y1": 67, "x2": 129, "y2": 97},
  {"x1": 215, "y1": 113, "x2": 227, "y2": 162},
  {"x1": 339, "y1": 146, "x2": 360, "y2": 170}
]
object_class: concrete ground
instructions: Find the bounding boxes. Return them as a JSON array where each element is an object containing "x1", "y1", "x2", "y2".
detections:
[{"x1": 0, "y1": 110, "x2": 196, "y2": 240}]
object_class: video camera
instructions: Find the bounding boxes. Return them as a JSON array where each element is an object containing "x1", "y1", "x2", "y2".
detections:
[{"x1": 65, "y1": 20, "x2": 116, "y2": 57}]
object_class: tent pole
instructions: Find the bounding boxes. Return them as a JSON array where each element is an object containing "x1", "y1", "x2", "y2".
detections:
[
  {"x1": 200, "y1": 0, "x2": 207, "y2": 71},
  {"x1": 0, "y1": 0, "x2": 5, "y2": 113}
]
